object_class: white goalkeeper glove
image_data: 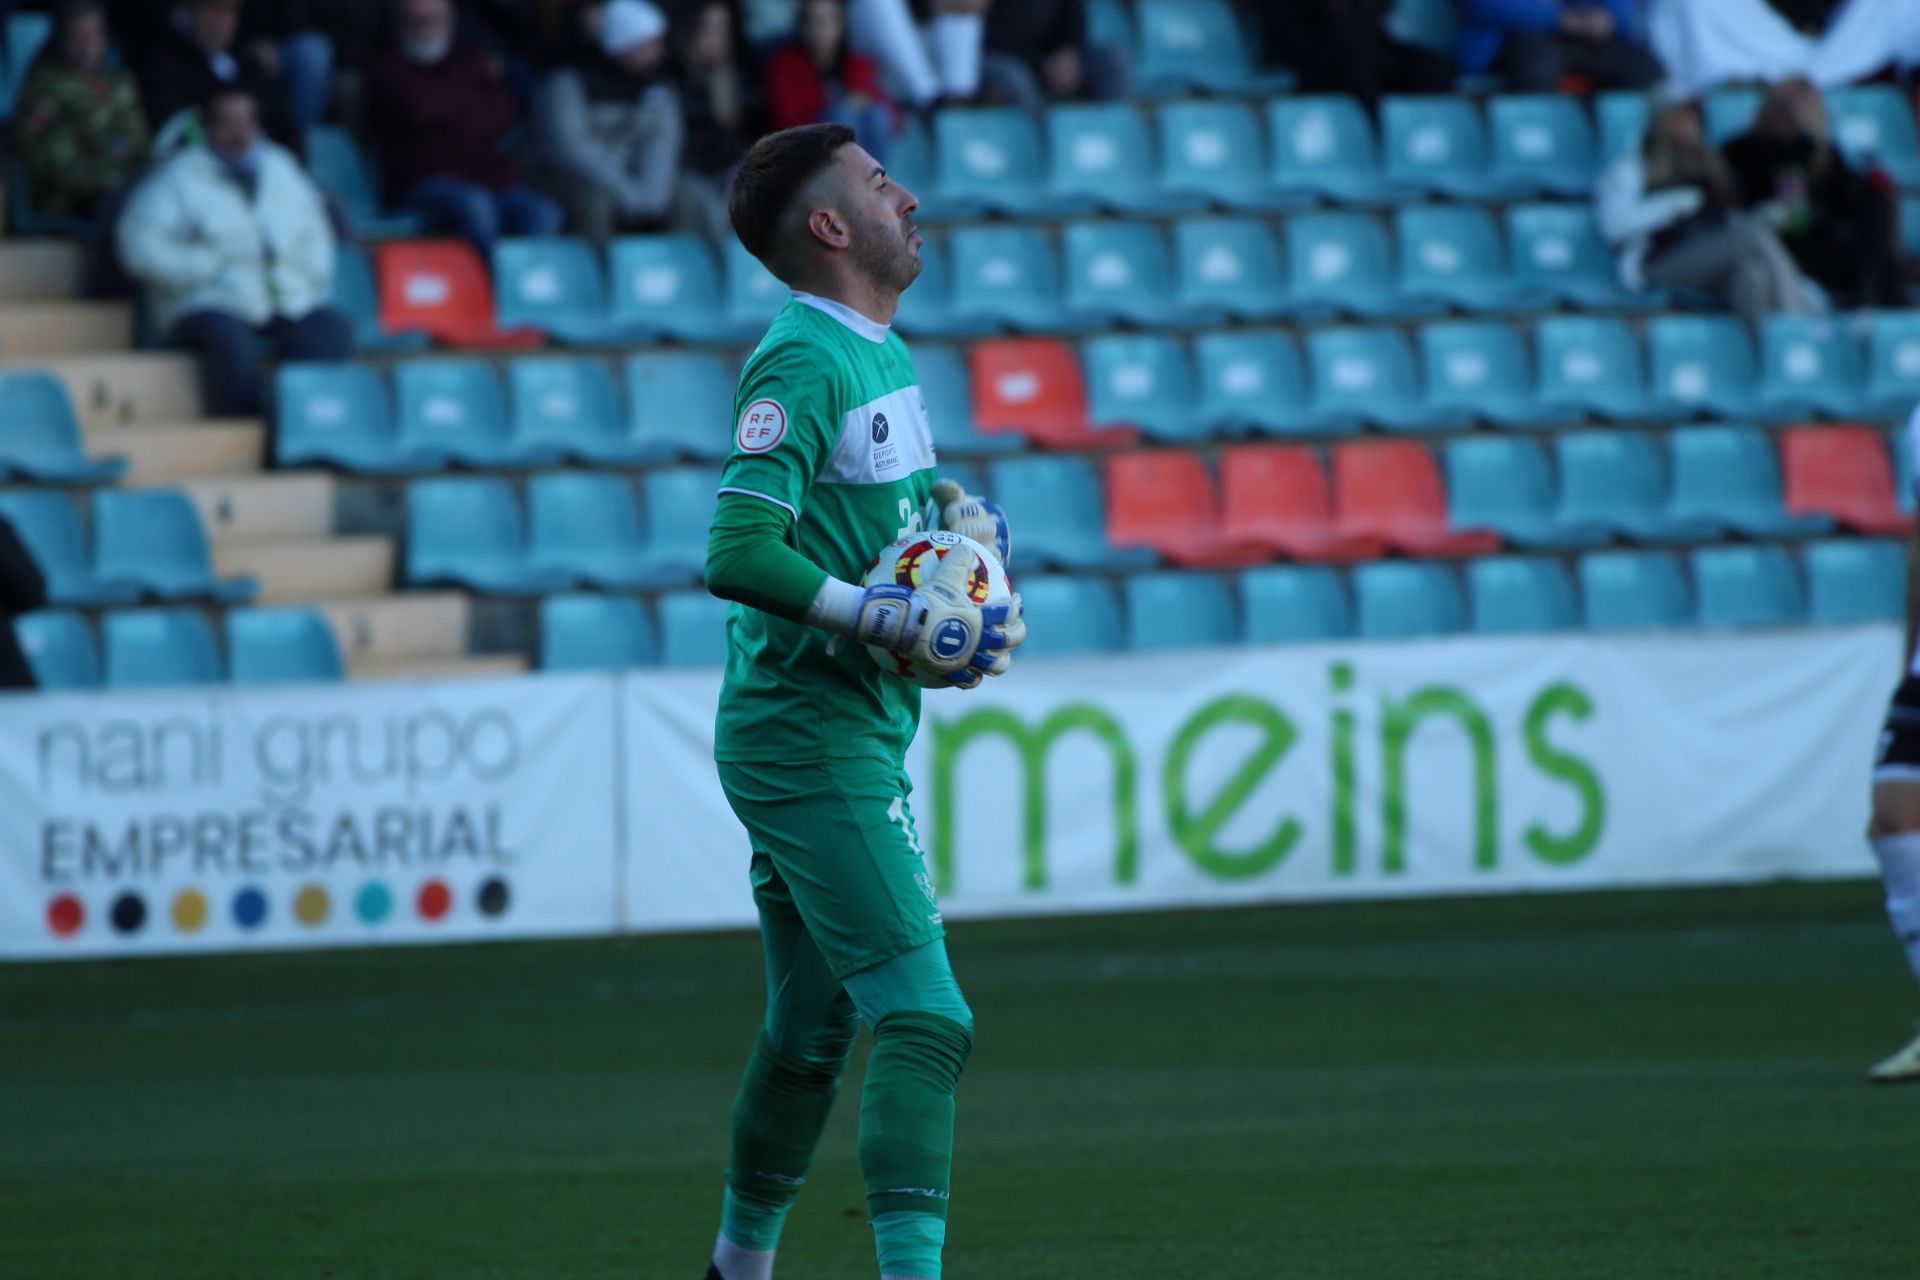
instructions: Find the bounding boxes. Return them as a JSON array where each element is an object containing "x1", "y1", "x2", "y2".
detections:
[
  {"x1": 851, "y1": 546, "x2": 1026, "y2": 688},
  {"x1": 931, "y1": 478, "x2": 1012, "y2": 568}
]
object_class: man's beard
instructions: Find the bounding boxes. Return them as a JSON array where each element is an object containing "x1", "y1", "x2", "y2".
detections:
[{"x1": 848, "y1": 211, "x2": 922, "y2": 295}]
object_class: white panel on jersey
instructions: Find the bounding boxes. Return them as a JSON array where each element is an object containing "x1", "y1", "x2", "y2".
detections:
[{"x1": 819, "y1": 385, "x2": 938, "y2": 486}]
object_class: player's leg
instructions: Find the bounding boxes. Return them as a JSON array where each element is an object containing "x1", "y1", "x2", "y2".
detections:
[
  {"x1": 713, "y1": 853, "x2": 862, "y2": 1279},
  {"x1": 1869, "y1": 675, "x2": 1920, "y2": 1083}
]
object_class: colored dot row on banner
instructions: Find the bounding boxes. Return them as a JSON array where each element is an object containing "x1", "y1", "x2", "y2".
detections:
[{"x1": 44, "y1": 877, "x2": 513, "y2": 939}]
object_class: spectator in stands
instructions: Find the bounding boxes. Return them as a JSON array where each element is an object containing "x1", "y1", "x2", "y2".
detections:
[
  {"x1": 1260, "y1": 1, "x2": 1455, "y2": 112},
  {"x1": 980, "y1": 0, "x2": 1130, "y2": 114},
  {"x1": 233, "y1": 5, "x2": 343, "y2": 133},
  {"x1": 16, "y1": 0, "x2": 149, "y2": 220},
  {"x1": 675, "y1": 1, "x2": 763, "y2": 192},
  {"x1": 763, "y1": 0, "x2": 898, "y2": 163},
  {"x1": 1724, "y1": 78, "x2": 1920, "y2": 309},
  {"x1": 117, "y1": 86, "x2": 352, "y2": 418},
  {"x1": 365, "y1": 0, "x2": 564, "y2": 254},
  {"x1": 0, "y1": 515, "x2": 48, "y2": 692},
  {"x1": 137, "y1": 0, "x2": 302, "y2": 154},
  {"x1": 1458, "y1": 0, "x2": 1662, "y2": 92},
  {"x1": 528, "y1": 0, "x2": 725, "y2": 241},
  {"x1": 1596, "y1": 89, "x2": 1820, "y2": 327}
]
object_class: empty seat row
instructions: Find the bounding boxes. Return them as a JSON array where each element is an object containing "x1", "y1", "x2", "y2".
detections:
[
  {"x1": 15, "y1": 606, "x2": 343, "y2": 691},
  {"x1": 0, "y1": 373, "x2": 126, "y2": 486},
  {"x1": 0, "y1": 489, "x2": 256, "y2": 606}
]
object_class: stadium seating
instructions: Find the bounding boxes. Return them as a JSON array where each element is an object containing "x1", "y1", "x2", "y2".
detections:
[
  {"x1": 1083, "y1": 335, "x2": 1202, "y2": 440},
  {"x1": 1287, "y1": 212, "x2": 1425, "y2": 319},
  {"x1": 394, "y1": 359, "x2": 562, "y2": 468},
  {"x1": 1444, "y1": 436, "x2": 1608, "y2": 549},
  {"x1": 525, "y1": 472, "x2": 658, "y2": 589},
  {"x1": 608, "y1": 235, "x2": 741, "y2": 341},
  {"x1": 971, "y1": 339, "x2": 1135, "y2": 448},
  {"x1": 1219, "y1": 444, "x2": 1384, "y2": 561},
  {"x1": 15, "y1": 610, "x2": 100, "y2": 690},
  {"x1": 657, "y1": 590, "x2": 733, "y2": 667},
  {"x1": 0, "y1": 374, "x2": 124, "y2": 485},
  {"x1": 723, "y1": 239, "x2": 791, "y2": 333},
  {"x1": 1827, "y1": 85, "x2": 1920, "y2": 188},
  {"x1": 1382, "y1": 96, "x2": 1518, "y2": 200},
  {"x1": 92, "y1": 490, "x2": 258, "y2": 603},
  {"x1": 1063, "y1": 221, "x2": 1188, "y2": 327},
  {"x1": 1467, "y1": 556, "x2": 1580, "y2": 634},
  {"x1": 1046, "y1": 102, "x2": 1197, "y2": 214},
  {"x1": 377, "y1": 240, "x2": 543, "y2": 350},
  {"x1": 1554, "y1": 431, "x2": 1719, "y2": 543},
  {"x1": 1106, "y1": 449, "x2": 1263, "y2": 567},
  {"x1": 332, "y1": 243, "x2": 431, "y2": 353},
  {"x1": 405, "y1": 478, "x2": 574, "y2": 595},
  {"x1": 1866, "y1": 311, "x2": 1920, "y2": 416},
  {"x1": 1333, "y1": 440, "x2": 1502, "y2": 557},
  {"x1": 1666, "y1": 425, "x2": 1833, "y2": 537},
  {"x1": 988, "y1": 455, "x2": 1155, "y2": 570},
  {"x1": 1647, "y1": 315, "x2": 1763, "y2": 419},
  {"x1": 307, "y1": 126, "x2": 422, "y2": 239},
  {"x1": 540, "y1": 593, "x2": 659, "y2": 671},
  {"x1": 103, "y1": 609, "x2": 222, "y2": 688},
  {"x1": 634, "y1": 468, "x2": 722, "y2": 585},
  {"x1": 934, "y1": 107, "x2": 1067, "y2": 217},
  {"x1": 1487, "y1": 94, "x2": 1598, "y2": 198},
  {"x1": 1133, "y1": 0, "x2": 1274, "y2": 96},
  {"x1": 1353, "y1": 561, "x2": 1465, "y2": 639},
  {"x1": 1781, "y1": 424, "x2": 1913, "y2": 534},
  {"x1": 1005, "y1": 575, "x2": 1124, "y2": 656},
  {"x1": 1156, "y1": 100, "x2": 1278, "y2": 209},
  {"x1": 277, "y1": 363, "x2": 441, "y2": 473},
  {"x1": 1758, "y1": 315, "x2": 1870, "y2": 420},
  {"x1": 915, "y1": 345, "x2": 1017, "y2": 456},
  {"x1": 1395, "y1": 205, "x2": 1540, "y2": 313},
  {"x1": 1534, "y1": 314, "x2": 1659, "y2": 420},
  {"x1": 1266, "y1": 95, "x2": 1406, "y2": 205},
  {"x1": 1193, "y1": 330, "x2": 1326, "y2": 435},
  {"x1": 494, "y1": 238, "x2": 647, "y2": 346},
  {"x1": 949, "y1": 225, "x2": 1079, "y2": 332},
  {"x1": 1172, "y1": 217, "x2": 1289, "y2": 321},
  {"x1": 225, "y1": 607, "x2": 345, "y2": 684},
  {"x1": 895, "y1": 238, "x2": 996, "y2": 339},
  {"x1": 623, "y1": 353, "x2": 736, "y2": 461},
  {"x1": 1506, "y1": 204, "x2": 1645, "y2": 310},
  {"x1": 1306, "y1": 327, "x2": 1464, "y2": 432},
  {"x1": 506, "y1": 357, "x2": 632, "y2": 465},
  {"x1": 1579, "y1": 550, "x2": 1692, "y2": 631},
  {"x1": 1804, "y1": 539, "x2": 1906, "y2": 623},
  {"x1": 1595, "y1": 90, "x2": 1650, "y2": 160},
  {"x1": 0, "y1": 491, "x2": 139, "y2": 605},
  {"x1": 1704, "y1": 86, "x2": 1763, "y2": 144},
  {"x1": 1419, "y1": 320, "x2": 1567, "y2": 428},
  {"x1": 1240, "y1": 565, "x2": 1352, "y2": 643},
  {"x1": 1126, "y1": 572, "x2": 1238, "y2": 650},
  {"x1": 1692, "y1": 545, "x2": 1805, "y2": 627}
]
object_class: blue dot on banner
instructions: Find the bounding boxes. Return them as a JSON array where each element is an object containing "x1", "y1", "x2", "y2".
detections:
[
  {"x1": 232, "y1": 886, "x2": 269, "y2": 929},
  {"x1": 356, "y1": 882, "x2": 392, "y2": 925}
]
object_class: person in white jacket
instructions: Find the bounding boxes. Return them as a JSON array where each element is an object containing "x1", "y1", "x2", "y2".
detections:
[{"x1": 117, "y1": 84, "x2": 350, "y2": 417}]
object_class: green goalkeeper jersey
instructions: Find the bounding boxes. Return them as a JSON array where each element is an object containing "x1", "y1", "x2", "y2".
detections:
[{"x1": 713, "y1": 294, "x2": 937, "y2": 766}]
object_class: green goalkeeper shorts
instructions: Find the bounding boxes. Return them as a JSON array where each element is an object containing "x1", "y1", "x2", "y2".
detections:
[{"x1": 717, "y1": 759, "x2": 946, "y2": 980}]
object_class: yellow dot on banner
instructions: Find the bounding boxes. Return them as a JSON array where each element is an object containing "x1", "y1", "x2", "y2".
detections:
[
  {"x1": 293, "y1": 884, "x2": 331, "y2": 927},
  {"x1": 171, "y1": 889, "x2": 208, "y2": 934}
]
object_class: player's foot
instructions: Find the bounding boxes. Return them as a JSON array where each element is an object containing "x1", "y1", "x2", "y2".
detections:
[{"x1": 1868, "y1": 1023, "x2": 1920, "y2": 1084}]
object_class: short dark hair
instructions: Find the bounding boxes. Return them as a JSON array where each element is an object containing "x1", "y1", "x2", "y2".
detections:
[{"x1": 729, "y1": 123, "x2": 857, "y2": 265}]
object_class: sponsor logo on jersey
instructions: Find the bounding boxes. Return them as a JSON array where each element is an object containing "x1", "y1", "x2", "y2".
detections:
[
  {"x1": 737, "y1": 399, "x2": 787, "y2": 452},
  {"x1": 871, "y1": 412, "x2": 890, "y2": 443}
]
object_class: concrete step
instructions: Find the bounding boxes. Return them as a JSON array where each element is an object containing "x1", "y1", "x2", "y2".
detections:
[
  {"x1": 348, "y1": 653, "x2": 531, "y2": 682},
  {"x1": 214, "y1": 536, "x2": 393, "y2": 603},
  {"x1": 0, "y1": 241, "x2": 81, "y2": 301},
  {"x1": 86, "y1": 421, "x2": 264, "y2": 484},
  {"x1": 0, "y1": 301, "x2": 134, "y2": 357},
  {"x1": 170, "y1": 471, "x2": 332, "y2": 541},
  {"x1": 8, "y1": 352, "x2": 199, "y2": 426},
  {"x1": 317, "y1": 592, "x2": 471, "y2": 662}
]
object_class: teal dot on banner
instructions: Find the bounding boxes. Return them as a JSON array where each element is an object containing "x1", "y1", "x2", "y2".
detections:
[{"x1": 356, "y1": 882, "x2": 392, "y2": 925}]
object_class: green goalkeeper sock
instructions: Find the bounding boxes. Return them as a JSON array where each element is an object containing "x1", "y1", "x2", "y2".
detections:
[
  {"x1": 722, "y1": 1032, "x2": 847, "y2": 1250},
  {"x1": 858, "y1": 1011, "x2": 974, "y2": 1279}
]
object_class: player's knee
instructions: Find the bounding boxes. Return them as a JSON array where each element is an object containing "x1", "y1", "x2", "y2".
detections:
[
  {"x1": 873, "y1": 1010, "x2": 974, "y2": 1087},
  {"x1": 756, "y1": 1025, "x2": 852, "y2": 1092}
]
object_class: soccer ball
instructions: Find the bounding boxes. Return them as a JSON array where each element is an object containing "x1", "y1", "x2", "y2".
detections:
[{"x1": 861, "y1": 531, "x2": 1013, "y2": 688}]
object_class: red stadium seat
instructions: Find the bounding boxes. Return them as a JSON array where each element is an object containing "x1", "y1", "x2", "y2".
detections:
[
  {"x1": 1332, "y1": 440, "x2": 1502, "y2": 557},
  {"x1": 1781, "y1": 423, "x2": 1914, "y2": 535},
  {"x1": 376, "y1": 240, "x2": 544, "y2": 351},
  {"x1": 969, "y1": 339, "x2": 1137, "y2": 449},
  {"x1": 1106, "y1": 450, "x2": 1266, "y2": 568},
  {"x1": 1220, "y1": 444, "x2": 1386, "y2": 562}
]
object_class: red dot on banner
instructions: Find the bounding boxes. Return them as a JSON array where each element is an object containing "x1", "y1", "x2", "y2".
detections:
[
  {"x1": 417, "y1": 880, "x2": 452, "y2": 922},
  {"x1": 47, "y1": 895, "x2": 84, "y2": 937}
]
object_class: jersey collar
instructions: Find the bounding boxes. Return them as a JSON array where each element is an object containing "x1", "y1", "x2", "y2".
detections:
[{"x1": 791, "y1": 292, "x2": 890, "y2": 344}]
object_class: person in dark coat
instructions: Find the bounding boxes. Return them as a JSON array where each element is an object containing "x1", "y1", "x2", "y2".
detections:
[
  {"x1": 0, "y1": 514, "x2": 49, "y2": 690},
  {"x1": 136, "y1": 0, "x2": 303, "y2": 154},
  {"x1": 1258, "y1": 0, "x2": 1455, "y2": 113},
  {"x1": 979, "y1": 0, "x2": 1129, "y2": 115}
]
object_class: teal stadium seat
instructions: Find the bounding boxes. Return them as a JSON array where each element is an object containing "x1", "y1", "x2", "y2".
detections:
[
  {"x1": 0, "y1": 372, "x2": 125, "y2": 484},
  {"x1": 404, "y1": 478, "x2": 573, "y2": 595},
  {"x1": 1382, "y1": 96, "x2": 1521, "y2": 201},
  {"x1": 14, "y1": 610, "x2": 99, "y2": 690},
  {"x1": 1046, "y1": 103, "x2": 1198, "y2": 214},
  {"x1": 1307, "y1": 326, "x2": 1466, "y2": 432},
  {"x1": 1825, "y1": 85, "x2": 1920, "y2": 188},
  {"x1": 1287, "y1": 211, "x2": 1428, "y2": 319},
  {"x1": 1704, "y1": 87, "x2": 1762, "y2": 145},
  {"x1": 1087, "y1": 0, "x2": 1130, "y2": 50},
  {"x1": 1419, "y1": 320, "x2": 1569, "y2": 429},
  {"x1": 92, "y1": 490, "x2": 257, "y2": 602},
  {"x1": 540, "y1": 593, "x2": 659, "y2": 671},
  {"x1": 723, "y1": 237, "x2": 791, "y2": 333},
  {"x1": 1388, "y1": 0, "x2": 1458, "y2": 51},
  {"x1": 1466, "y1": 556, "x2": 1579, "y2": 634},
  {"x1": 1580, "y1": 550, "x2": 1692, "y2": 631},
  {"x1": 635, "y1": 468, "x2": 723, "y2": 586},
  {"x1": 1353, "y1": 562, "x2": 1465, "y2": 640},
  {"x1": 507, "y1": 357, "x2": 631, "y2": 465},
  {"x1": 1595, "y1": 90, "x2": 1650, "y2": 160},
  {"x1": 1692, "y1": 545, "x2": 1804, "y2": 627},
  {"x1": 277, "y1": 363, "x2": 440, "y2": 473},
  {"x1": 526, "y1": 472, "x2": 657, "y2": 589},
  {"x1": 1758, "y1": 314, "x2": 1869, "y2": 420},
  {"x1": 610, "y1": 235, "x2": 739, "y2": 341},
  {"x1": 0, "y1": 491, "x2": 138, "y2": 605},
  {"x1": 916, "y1": 345, "x2": 1017, "y2": 456},
  {"x1": 394, "y1": 359, "x2": 562, "y2": 468},
  {"x1": 1193, "y1": 330, "x2": 1328, "y2": 436},
  {"x1": 1488, "y1": 94, "x2": 1599, "y2": 198},
  {"x1": 2, "y1": 13, "x2": 50, "y2": 117},
  {"x1": 332, "y1": 244, "x2": 430, "y2": 353},
  {"x1": 1554, "y1": 431, "x2": 1718, "y2": 543},
  {"x1": 1133, "y1": 0, "x2": 1272, "y2": 96},
  {"x1": 1395, "y1": 205, "x2": 1542, "y2": 313},
  {"x1": 1156, "y1": 100, "x2": 1280, "y2": 210},
  {"x1": 934, "y1": 107, "x2": 1072, "y2": 217},
  {"x1": 104, "y1": 609, "x2": 222, "y2": 688},
  {"x1": 1667, "y1": 425, "x2": 1833, "y2": 537},
  {"x1": 987, "y1": 455, "x2": 1156, "y2": 571},
  {"x1": 623, "y1": 353, "x2": 736, "y2": 461},
  {"x1": 1647, "y1": 315, "x2": 1761, "y2": 419},
  {"x1": 1083, "y1": 334, "x2": 1201, "y2": 441},
  {"x1": 1240, "y1": 565, "x2": 1352, "y2": 644},
  {"x1": 1804, "y1": 539, "x2": 1905, "y2": 623},
  {"x1": 1444, "y1": 436, "x2": 1607, "y2": 549},
  {"x1": 225, "y1": 607, "x2": 345, "y2": 684},
  {"x1": 494, "y1": 238, "x2": 646, "y2": 346},
  {"x1": 1506, "y1": 204, "x2": 1645, "y2": 310},
  {"x1": 1007, "y1": 575, "x2": 1125, "y2": 657},
  {"x1": 894, "y1": 237, "x2": 996, "y2": 339},
  {"x1": 1534, "y1": 314, "x2": 1658, "y2": 421},
  {"x1": 1266, "y1": 95, "x2": 1406, "y2": 205},
  {"x1": 1903, "y1": 195, "x2": 1920, "y2": 255},
  {"x1": 1125, "y1": 572, "x2": 1237, "y2": 650},
  {"x1": 1062, "y1": 221, "x2": 1186, "y2": 327},
  {"x1": 1866, "y1": 311, "x2": 1920, "y2": 417},
  {"x1": 658, "y1": 590, "x2": 735, "y2": 667},
  {"x1": 948, "y1": 225, "x2": 1077, "y2": 331},
  {"x1": 1173, "y1": 217, "x2": 1289, "y2": 322},
  {"x1": 306, "y1": 126, "x2": 421, "y2": 238}
]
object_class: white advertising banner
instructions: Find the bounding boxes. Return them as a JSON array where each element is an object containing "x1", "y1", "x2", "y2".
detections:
[{"x1": 0, "y1": 674, "x2": 620, "y2": 958}]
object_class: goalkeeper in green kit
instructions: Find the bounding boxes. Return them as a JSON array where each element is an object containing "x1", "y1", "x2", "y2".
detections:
[{"x1": 698, "y1": 123, "x2": 1027, "y2": 1280}]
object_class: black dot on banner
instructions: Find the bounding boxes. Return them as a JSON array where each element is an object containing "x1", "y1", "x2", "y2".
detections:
[
  {"x1": 477, "y1": 878, "x2": 510, "y2": 918},
  {"x1": 110, "y1": 893, "x2": 147, "y2": 935}
]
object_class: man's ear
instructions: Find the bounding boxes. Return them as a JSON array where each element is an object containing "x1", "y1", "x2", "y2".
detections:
[{"x1": 806, "y1": 207, "x2": 850, "y2": 251}]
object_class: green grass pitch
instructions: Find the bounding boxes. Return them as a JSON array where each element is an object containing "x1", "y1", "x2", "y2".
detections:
[{"x1": 3, "y1": 881, "x2": 1917, "y2": 1279}]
